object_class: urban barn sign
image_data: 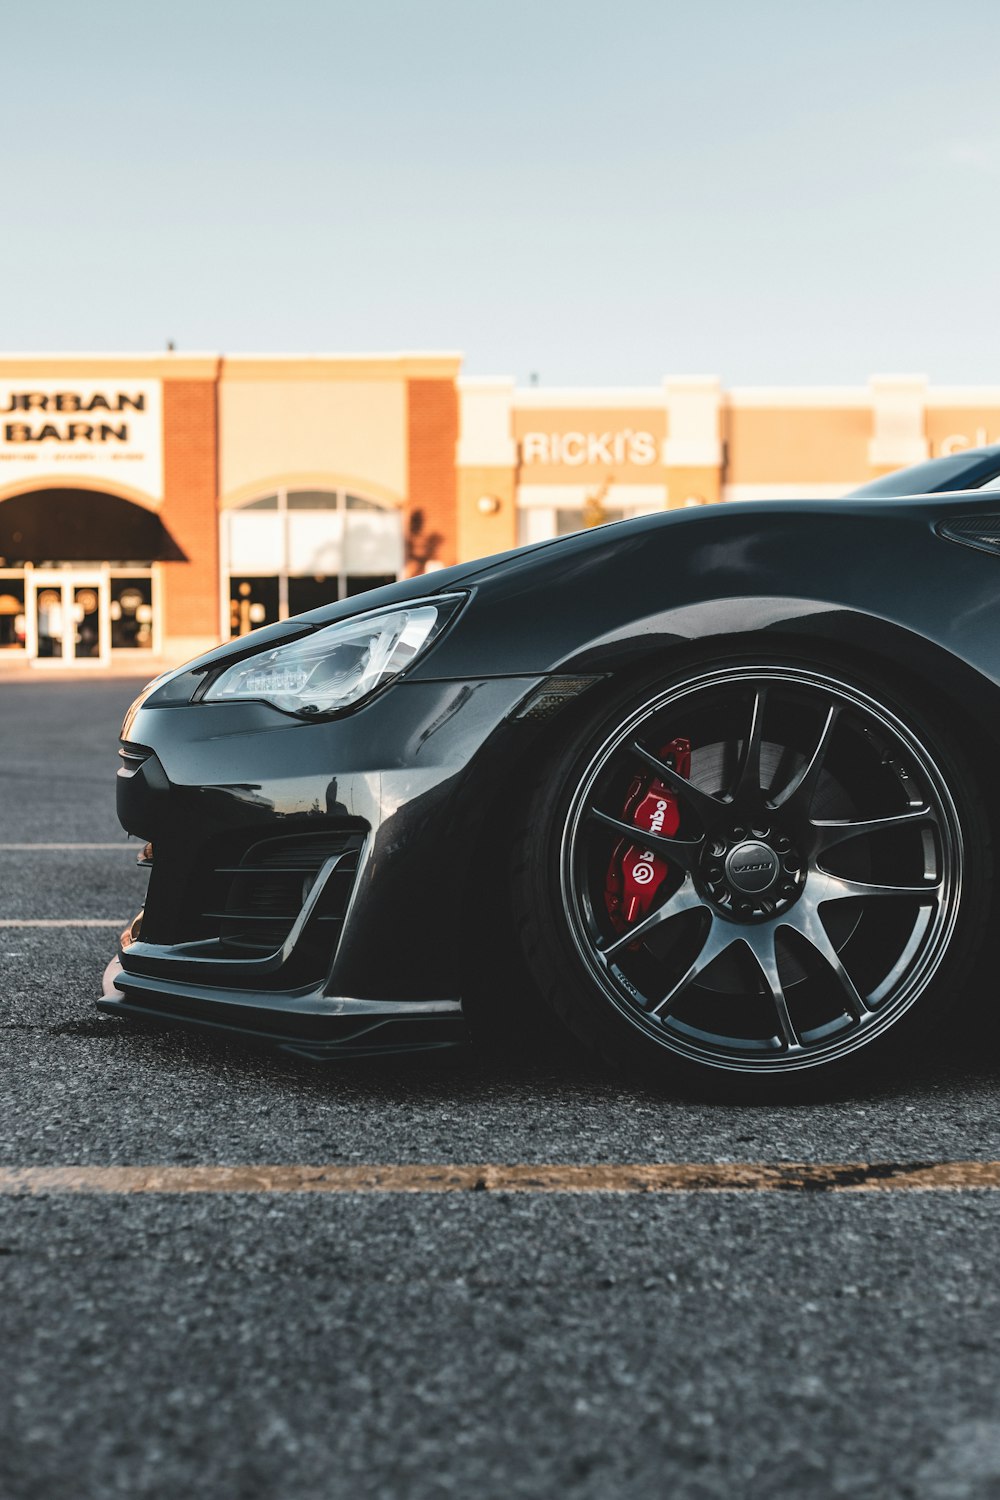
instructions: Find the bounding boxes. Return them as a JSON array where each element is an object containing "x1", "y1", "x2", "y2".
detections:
[{"x1": 0, "y1": 381, "x2": 163, "y2": 501}]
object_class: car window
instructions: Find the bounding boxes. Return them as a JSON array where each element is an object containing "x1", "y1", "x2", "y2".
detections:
[{"x1": 851, "y1": 452, "x2": 999, "y2": 496}]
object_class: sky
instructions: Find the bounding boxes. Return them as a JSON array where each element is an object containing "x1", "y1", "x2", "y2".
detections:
[{"x1": 2, "y1": 0, "x2": 998, "y2": 386}]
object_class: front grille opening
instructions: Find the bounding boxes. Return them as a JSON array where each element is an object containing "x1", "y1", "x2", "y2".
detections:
[
  {"x1": 137, "y1": 823, "x2": 369, "y2": 987},
  {"x1": 193, "y1": 829, "x2": 365, "y2": 966}
]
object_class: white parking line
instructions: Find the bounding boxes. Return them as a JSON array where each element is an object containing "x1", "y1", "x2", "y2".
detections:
[
  {"x1": 0, "y1": 919, "x2": 123, "y2": 928},
  {"x1": 0, "y1": 843, "x2": 133, "y2": 851}
]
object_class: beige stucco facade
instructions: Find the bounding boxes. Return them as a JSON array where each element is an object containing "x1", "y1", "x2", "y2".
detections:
[
  {"x1": 1, "y1": 351, "x2": 998, "y2": 670},
  {"x1": 459, "y1": 375, "x2": 1000, "y2": 533},
  {"x1": 218, "y1": 358, "x2": 413, "y2": 508}
]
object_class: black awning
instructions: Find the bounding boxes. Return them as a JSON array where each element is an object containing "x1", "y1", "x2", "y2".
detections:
[{"x1": 0, "y1": 489, "x2": 188, "y2": 564}]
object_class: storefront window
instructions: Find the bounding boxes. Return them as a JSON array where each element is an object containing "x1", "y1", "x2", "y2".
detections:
[
  {"x1": 73, "y1": 586, "x2": 101, "y2": 659},
  {"x1": 519, "y1": 496, "x2": 665, "y2": 546},
  {"x1": 35, "y1": 587, "x2": 64, "y2": 657},
  {"x1": 287, "y1": 576, "x2": 340, "y2": 616},
  {"x1": 0, "y1": 580, "x2": 26, "y2": 650},
  {"x1": 287, "y1": 491, "x2": 334, "y2": 510},
  {"x1": 224, "y1": 489, "x2": 403, "y2": 637},
  {"x1": 229, "y1": 576, "x2": 280, "y2": 636},
  {"x1": 556, "y1": 509, "x2": 586, "y2": 536},
  {"x1": 109, "y1": 577, "x2": 154, "y2": 650}
]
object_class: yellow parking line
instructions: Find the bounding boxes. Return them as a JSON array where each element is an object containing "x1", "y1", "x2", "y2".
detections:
[{"x1": 2, "y1": 1161, "x2": 1000, "y2": 1195}]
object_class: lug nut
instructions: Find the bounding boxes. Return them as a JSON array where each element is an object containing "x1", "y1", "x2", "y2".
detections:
[
  {"x1": 730, "y1": 827, "x2": 747, "y2": 843},
  {"x1": 782, "y1": 855, "x2": 800, "y2": 872},
  {"x1": 781, "y1": 883, "x2": 797, "y2": 898},
  {"x1": 707, "y1": 865, "x2": 724, "y2": 882},
  {"x1": 775, "y1": 835, "x2": 791, "y2": 853}
]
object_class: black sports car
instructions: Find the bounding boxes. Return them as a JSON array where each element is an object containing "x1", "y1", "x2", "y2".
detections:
[{"x1": 101, "y1": 492, "x2": 1000, "y2": 1088}]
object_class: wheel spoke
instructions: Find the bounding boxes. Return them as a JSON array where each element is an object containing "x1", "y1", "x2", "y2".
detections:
[
  {"x1": 599, "y1": 876, "x2": 709, "y2": 962},
  {"x1": 741, "y1": 925, "x2": 799, "y2": 1049},
  {"x1": 812, "y1": 869, "x2": 942, "y2": 904},
  {"x1": 811, "y1": 806, "x2": 936, "y2": 854},
  {"x1": 630, "y1": 741, "x2": 726, "y2": 826},
  {"x1": 769, "y1": 703, "x2": 840, "y2": 814},
  {"x1": 647, "y1": 909, "x2": 738, "y2": 1018},
  {"x1": 586, "y1": 807, "x2": 703, "y2": 871},
  {"x1": 781, "y1": 900, "x2": 871, "y2": 1019},
  {"x1": 731, "y1": 687, "x2": 768, "y2": 801}
]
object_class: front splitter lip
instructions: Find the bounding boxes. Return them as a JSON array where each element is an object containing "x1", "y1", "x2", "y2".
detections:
[{"x1": 98, "y1": 954, "x2": 467, "y2": 1062}]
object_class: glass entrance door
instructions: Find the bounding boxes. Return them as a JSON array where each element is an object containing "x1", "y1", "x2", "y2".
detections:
[{"x1": 27, "y1": 571, "x2": 110, "y2": 665}]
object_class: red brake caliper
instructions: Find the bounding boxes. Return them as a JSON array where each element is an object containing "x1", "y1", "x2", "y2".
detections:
[{"x1": 603, "y1": 737, "x2": 691, "y2": 934}]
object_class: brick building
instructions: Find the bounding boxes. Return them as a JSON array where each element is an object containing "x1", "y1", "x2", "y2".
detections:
[{"x1": 0, "y1": 354, "x2": 996, "y2": 667}]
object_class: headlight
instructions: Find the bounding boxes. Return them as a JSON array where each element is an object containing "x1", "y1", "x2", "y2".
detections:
[{"x1": 201, "y1": 595, "x2": 464, "y2": 716}]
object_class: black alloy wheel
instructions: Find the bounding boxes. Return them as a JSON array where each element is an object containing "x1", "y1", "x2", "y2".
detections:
[{"x1": 512, "y1": 661, "x2": 990, "y2": 1085}]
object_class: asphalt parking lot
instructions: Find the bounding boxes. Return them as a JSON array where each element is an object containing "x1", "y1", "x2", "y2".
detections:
[{"x1": 4, "y1": 678, "x2": 1000, "y2": 1499}]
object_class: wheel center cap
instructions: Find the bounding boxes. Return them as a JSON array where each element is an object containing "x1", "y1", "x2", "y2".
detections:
[{"x1": 725, "y1": 840, "x2": 780, "y2": 895}]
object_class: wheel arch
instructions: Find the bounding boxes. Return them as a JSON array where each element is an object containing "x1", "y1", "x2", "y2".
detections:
[
  {"x1": 459, "y1": 610, "x2": 1000, "y2": 1018},
  {"x1": 494, "y1": 608, "x2": 1000, "y2": 815},
  {"x1": 550, "y1": 597, "x2": 1000, "y2": 806}
]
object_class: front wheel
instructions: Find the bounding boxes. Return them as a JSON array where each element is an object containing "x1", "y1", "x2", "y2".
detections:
[{"x1": 510, "y1": 659, "x2": 991, "y2": 1088}]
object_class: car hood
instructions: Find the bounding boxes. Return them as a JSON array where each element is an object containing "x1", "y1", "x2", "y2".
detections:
[{"x1": 139, "y1": 490, "x2": 996, "y2": 708}]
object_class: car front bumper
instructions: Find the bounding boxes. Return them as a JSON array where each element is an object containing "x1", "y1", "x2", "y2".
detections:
[{"x1": 98, "y1": 673, "x2": 550, "y2": 1057}]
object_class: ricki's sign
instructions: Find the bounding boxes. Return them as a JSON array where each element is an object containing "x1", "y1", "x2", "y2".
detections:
[
  {"x1": 0, "y1": 380, "x2": 163, "y2": 500},
  {"x1": 520, "y1": 429, "x2": 659, "y2": 466},
  {"x1": 513, "y1": 408, "x2": 666, "y2": 481}
]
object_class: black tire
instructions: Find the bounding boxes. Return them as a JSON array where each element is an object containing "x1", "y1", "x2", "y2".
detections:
[{"x1": 509, "y1": 653, "x2": 992, "y2": 1091}]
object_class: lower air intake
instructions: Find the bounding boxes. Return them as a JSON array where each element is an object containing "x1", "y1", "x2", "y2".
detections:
[{"x1": 198, "y1": 829, "x2": 365, "y2": 963}]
